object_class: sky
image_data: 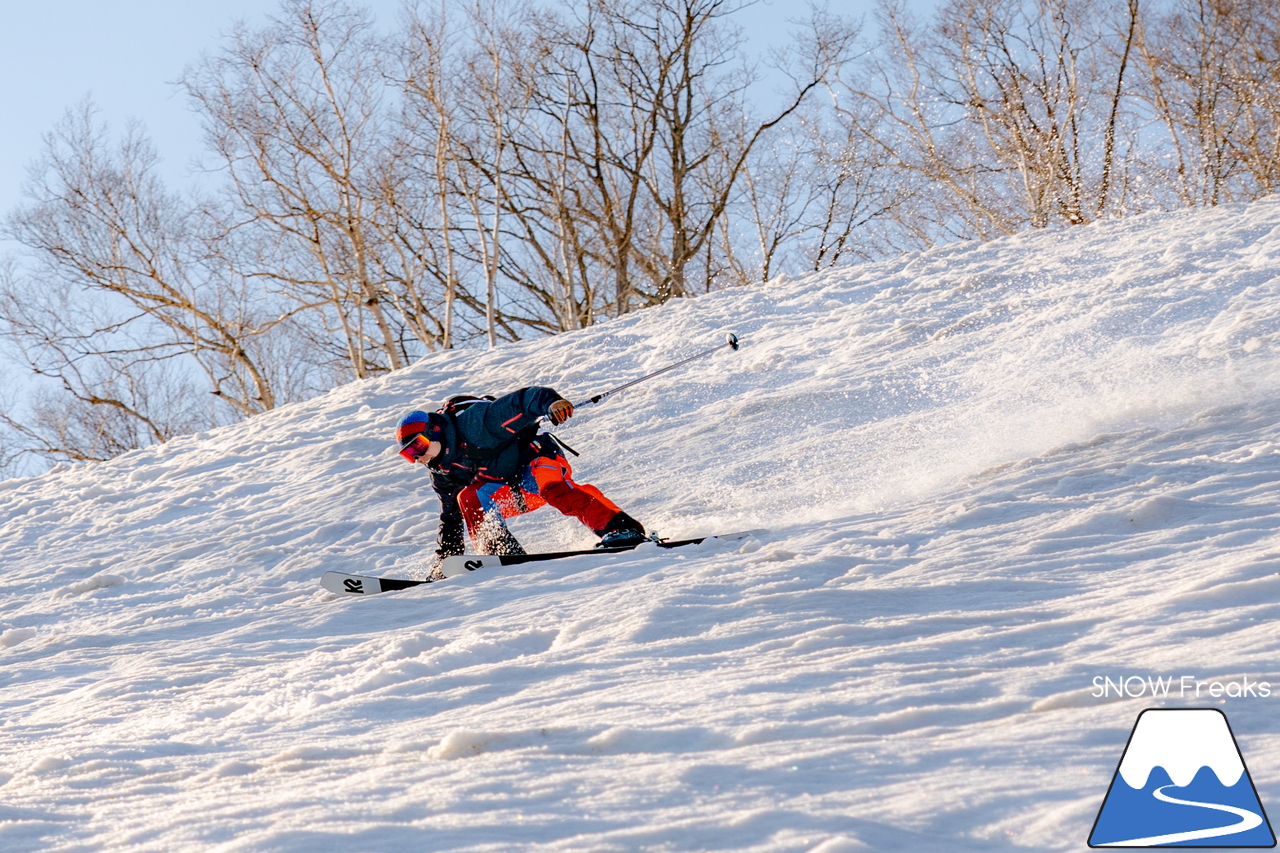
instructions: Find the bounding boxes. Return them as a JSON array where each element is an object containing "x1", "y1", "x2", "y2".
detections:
[
  {"x1": 0, "y1": 0, "x2": 901, "y2": 235},
  {"x1": 0, "y1": 0, "x2": 413, "y2": 230}
]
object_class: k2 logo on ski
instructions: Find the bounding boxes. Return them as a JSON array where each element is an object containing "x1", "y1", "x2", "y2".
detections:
[{"x1": 1089, "y1": 708, "x2": 1276, "y2": 847}]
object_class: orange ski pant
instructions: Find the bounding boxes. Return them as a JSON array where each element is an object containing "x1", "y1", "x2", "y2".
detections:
[{"x1": 457, "y1": 446, "x2": 623, "y2": 547}]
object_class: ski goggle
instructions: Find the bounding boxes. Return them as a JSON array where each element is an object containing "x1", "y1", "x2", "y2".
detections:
[{"x1": 399, "y1": 432, "x2": 433, "y2": 464}]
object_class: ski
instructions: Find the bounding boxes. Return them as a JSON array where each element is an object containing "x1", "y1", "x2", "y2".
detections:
[
  {"x1": 439, "y1": 530, "x2": 759, "y2": 577},
  {"x1": 321, "y1": 530, "x2": 761, "y2": 596},
  {"x1": 320, "y1": 572, "x2": 439, "y2": 596}
]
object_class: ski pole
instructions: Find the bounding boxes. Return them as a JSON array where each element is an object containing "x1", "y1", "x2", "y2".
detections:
[{"x1": 573, "y1": 332, "x2": 740, "y2": 409}]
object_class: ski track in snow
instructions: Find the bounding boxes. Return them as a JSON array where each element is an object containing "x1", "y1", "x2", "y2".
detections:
[{"x1": 4, "y1": 200, "x2": 1280, "y2": 851}]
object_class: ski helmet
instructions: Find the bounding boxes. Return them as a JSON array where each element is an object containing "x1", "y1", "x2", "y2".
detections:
[{"x1": 396, "y1": 409, "x2": 446, "y2": 449}]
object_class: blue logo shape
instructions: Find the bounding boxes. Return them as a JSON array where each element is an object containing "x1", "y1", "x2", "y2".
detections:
[{"x1": 1090, "y1": 708, "x2": 1275, "y2": 847}]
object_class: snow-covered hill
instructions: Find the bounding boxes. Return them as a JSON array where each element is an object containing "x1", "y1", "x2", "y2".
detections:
[{"x1": 4, "y1": 199, "x2": 1280, "y2": 852}]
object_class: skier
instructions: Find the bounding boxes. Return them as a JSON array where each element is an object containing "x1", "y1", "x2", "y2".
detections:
[{"x1": 396, "y1": 387, "x2": 647, "y2": 569}]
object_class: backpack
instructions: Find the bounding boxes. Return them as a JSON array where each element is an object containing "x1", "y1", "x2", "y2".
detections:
[
  {"x1": 437, "y1": 391, "x2": 578, "y2": 464},
  {"x1": 436, "y1": 393, "x2": 524, "y2": 462},
  {"x1": 437, "y1": 393, "x2": 495, "y2": 416}
]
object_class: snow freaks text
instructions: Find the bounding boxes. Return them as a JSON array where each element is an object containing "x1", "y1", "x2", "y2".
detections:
[{"x1": 1092, "y1": 676, "x2": 1273, "y2": 700}]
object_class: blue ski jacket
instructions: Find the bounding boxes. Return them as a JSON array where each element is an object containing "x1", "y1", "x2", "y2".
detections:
[{"x1": 428, "y1": 386, "x2": 567, "y2": 556}]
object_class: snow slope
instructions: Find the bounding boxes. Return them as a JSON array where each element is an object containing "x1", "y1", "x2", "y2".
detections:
[{"x1": 4, "y1": 199, "x2": 1280, "y2": 852}]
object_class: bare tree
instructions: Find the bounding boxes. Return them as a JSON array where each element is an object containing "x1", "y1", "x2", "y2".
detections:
[
  {"x1": 0, "y1": 105, "x2": 286, "y2": 464},
  {"x1": 456, "y1": 0, "x2": 532, "y2": 346},
  {"x1": 396, "y1": 6, "x2": 468, "y2": 348},
  {"x1": 1230, "y1": 0, "x2": 1280, "y2": 193},
  {"x1": 843, "y1": 0, "x2": 1146, "y2": 237},
  {"x1": 1134, "y1": 0, "x2": 1280, "y2": 206},
  {"x1": 30, "y1": 0, "x2": 1246, "y2": 471},
  {"x1": 184, "y1": 0, "x2": 430, "y2": 378},
  {"x1": 728, "y1": 85, "x2": 908, "y2": 285},
  {"x1": 399, "y1": 0, "x2": 562, "y2": 342},
  {"x1": 496, "y1": 0, "x2": 859, "y2": 316},
  {"x1": 618, "y1": 0, "x2": 855, "y2": 300},
  {"x1": 510, "y1": 0, "x2": 657, "y2": 320}
]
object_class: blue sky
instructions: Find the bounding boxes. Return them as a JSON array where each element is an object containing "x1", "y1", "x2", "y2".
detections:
[
  {"x1": 0, "y1": 0, "x2": 907, "y2": 232},
  {"x1": 1, "y1": 0, "x2": 405, "y2": 229}
]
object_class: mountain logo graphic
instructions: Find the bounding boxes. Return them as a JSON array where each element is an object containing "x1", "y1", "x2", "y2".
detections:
[{"x1": 1090, "y1": 708, "x2": 1276, "y2": 847}]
